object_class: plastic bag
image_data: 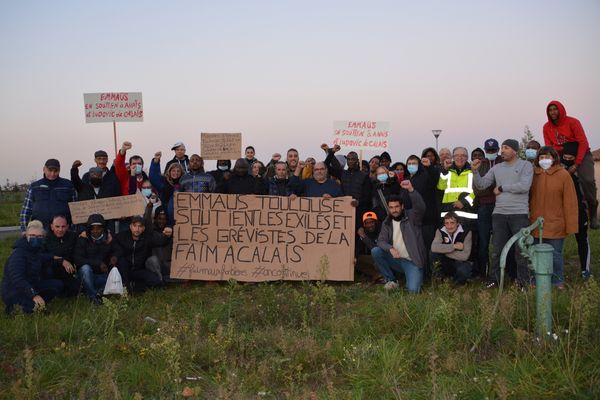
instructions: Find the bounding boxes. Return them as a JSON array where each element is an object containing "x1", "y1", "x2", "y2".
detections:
[{"x1": 103, "y1": 267, "x2": 124, "y2": 295}]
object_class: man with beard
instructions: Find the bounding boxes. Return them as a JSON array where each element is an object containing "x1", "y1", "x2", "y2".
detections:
[
  {"x1": 370, "y1": 181, "x2": 427, "y2": 293},
  {"x1": 290, "y1": 161, "x2": 343, "y2": 198}
]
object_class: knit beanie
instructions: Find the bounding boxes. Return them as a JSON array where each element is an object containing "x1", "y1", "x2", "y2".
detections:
[{"x1": 502, "y1": 139, "x2": 519, "y2": 152}]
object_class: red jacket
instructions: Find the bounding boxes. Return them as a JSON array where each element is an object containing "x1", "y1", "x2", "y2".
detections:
[
  {"x1": 115, "y1": 150, "x2": 129, "y2": 195},
  {"x1": 543, "y1": 100, "x2": 589, "y2": 165}
]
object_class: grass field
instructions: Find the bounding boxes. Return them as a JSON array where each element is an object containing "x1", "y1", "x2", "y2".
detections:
[
  {"x1": 0, "y1": 202, "x2": 21, "y2": 227},
  {"x1": 0, "y1": 207, "x2": 599, "y2": 398}
]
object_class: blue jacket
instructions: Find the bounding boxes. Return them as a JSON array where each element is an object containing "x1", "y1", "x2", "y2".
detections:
[
  {"x1": 1, "y1": 238, "x2": 52, "y2": 301},
  {"x1": 20, "y1": 177, "x2": 76, "y2": 230}
]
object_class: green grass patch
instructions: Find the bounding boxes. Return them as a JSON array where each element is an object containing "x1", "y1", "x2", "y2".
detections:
[
  {"x1": 0, "y1": 202, "x2": 21, "y2": 227},
  {"x1": 0, "y1": 233, "x2": 599, "y2": 398}
]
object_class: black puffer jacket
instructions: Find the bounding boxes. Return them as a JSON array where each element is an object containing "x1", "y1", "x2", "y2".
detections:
[{"x1": 73, "y1": 214, "x2": 114, "y2": 274}]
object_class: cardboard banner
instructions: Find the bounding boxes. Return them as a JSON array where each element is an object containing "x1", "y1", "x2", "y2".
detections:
[
  {"x1": 171, "y1": 193, "x2": 355, "y2": 282},
  {"x1": 200, "y1": 133, "x2": 242, "y2": 160},
  {"x1": 333, "y1": 120, "x2": 390, "y2": 150},
  {"x1": 68, "y1": 193, "x2": 146, "y2": 224},
  {"x1": 84, "y1": 92, "x2": 143, "y2": 123}
]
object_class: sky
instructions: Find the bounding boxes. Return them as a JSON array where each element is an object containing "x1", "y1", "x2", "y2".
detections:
[{"x1": 1, "y1": 0, "x2": 599, "y2": 184}]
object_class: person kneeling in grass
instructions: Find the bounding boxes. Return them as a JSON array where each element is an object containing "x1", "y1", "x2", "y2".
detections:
[
  {"x1": 430, "y1": 212, "x2": 473, "y2": 285},
  {"x1": 1, "y1": 220, "x2": 63, "y2": 314}
]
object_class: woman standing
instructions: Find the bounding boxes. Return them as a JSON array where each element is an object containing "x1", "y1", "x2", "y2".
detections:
[{"x1": 530, "y1": 146, "x2": 578, "y2": 288}]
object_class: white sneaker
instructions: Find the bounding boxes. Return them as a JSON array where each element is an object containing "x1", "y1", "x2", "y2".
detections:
[{"x1": 384, "y1": 281, "x2": 399, "y2": 290}]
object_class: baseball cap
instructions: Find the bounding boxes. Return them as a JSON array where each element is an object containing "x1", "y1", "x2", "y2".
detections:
[
  {"x1": 44, "y1": 159, "x2": 60, "y2": 169},
  {"x1": 484, "y1": 138, "x2": 499, "y2": 151},
  {"x1": 94, "y1": 150, "x2": 108, "y2": 158},
  {"x1": 362, "y1": 211, "x2": 378, "y2": 223},
  {"x1": 171, "y1": 141, "x2": 186, "y2": 151}
]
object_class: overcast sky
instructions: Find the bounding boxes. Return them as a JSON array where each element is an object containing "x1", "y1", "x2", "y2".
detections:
[{"x1": 1, "y1": 0, "x2": 599, "y2": 184}]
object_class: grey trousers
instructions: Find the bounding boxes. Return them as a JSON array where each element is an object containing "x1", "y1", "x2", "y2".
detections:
[{"x1": 490, "y1": 214, "x2": 531, "y2": 285}]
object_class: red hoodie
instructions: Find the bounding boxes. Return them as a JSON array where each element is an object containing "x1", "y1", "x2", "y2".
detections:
[{"x1": 543, "y1": 100, "x2": 589, "y2": 165}]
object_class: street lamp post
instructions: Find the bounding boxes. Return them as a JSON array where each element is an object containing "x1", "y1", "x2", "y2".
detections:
[{"x1": 432, "y1": 130, "x2": 442, "y2": 151}]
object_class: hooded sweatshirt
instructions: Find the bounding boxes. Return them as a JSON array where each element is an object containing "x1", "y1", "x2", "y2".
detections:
[{"x1": 543, "y1": 100, "x2": 590, "y2": 165}]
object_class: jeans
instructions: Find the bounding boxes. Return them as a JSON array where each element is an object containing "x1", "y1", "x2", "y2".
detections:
[
  {"x1": 544, "y1": 238, "x2": 565, "y2": 285},
  {"x1": 477, "y1": 203, "x2": 494, "y2": 277},
  {"x1": 490, "y1": 214, "x2": 531, "y2": 285},
  {"x1": 78, "y1": 264, "x2": 108, "y2": 299},
  {"x1": 371, "y1": 247, "x2": 423, "y2": 293},
  {"x1": 3, "y1": 279, "x2": 63, "y2": 314}
]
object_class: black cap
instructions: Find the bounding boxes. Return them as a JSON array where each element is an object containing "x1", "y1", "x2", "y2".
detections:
[
  {"x1": 45, "y1": 159, "x2": 60, "y2": 169},
  {"x1": 484, "y1": 138, "x2": 499, "y2": 151},
  {"x1": 130, "y1": 215, "x2": 146, "y2": 226},
  {"x1": 502, "y1": 139, "x2": 519, "y2": 153},
  {"x1": 94, "y1": 150, "x2": 108, "y2": 158},
  {"x1": 89, "y1": 167, "x2": 104, "y2": 175}
]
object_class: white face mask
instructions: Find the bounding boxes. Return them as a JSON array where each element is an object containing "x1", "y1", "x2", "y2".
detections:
[{"x1": 539, "y1": 159, "x2": 553, "y2": 170}]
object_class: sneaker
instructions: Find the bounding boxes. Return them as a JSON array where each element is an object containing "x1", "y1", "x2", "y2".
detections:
[
  {"x1": 591, "y1": 215, "x2": 600, "y2": 229},
  {"x1": 484, "y1": 281, "x2": 497, "y2": 289},
  {"x1": 383, "y1": 281, "x2": 399, "y2": 291},
  {"x1": 582, "y1": 270, "x2": 592, "y2": 280}
]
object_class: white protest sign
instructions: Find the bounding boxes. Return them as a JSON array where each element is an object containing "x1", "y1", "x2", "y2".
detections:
[
  {"x1": 333, "y1": 120, "x2": 390, "y2": 151},
  {"x1": 84, "y1": 92, "x2": 143, "y2": 123}
]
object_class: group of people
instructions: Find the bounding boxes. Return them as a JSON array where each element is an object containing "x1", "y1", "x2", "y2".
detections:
[{"x1": 2, "y1": 100, "x2": 597, "y2": 313}]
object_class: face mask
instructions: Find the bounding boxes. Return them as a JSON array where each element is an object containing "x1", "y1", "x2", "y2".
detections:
[
  {"x1": 539, "y1": 159, "x2": 553, "y2": 170},
  {"x1": 90, "y1": 177, "x2": 102, "y2": 187},
  {"x1": 525, "y1": 149, "x2": 537, "y2": 160},
  {"x1": 91, "y1": 233, "x2": 104, "y2": 242},
  {"x1": 485, "y1": 153, "x2": 497, "y2": 161},
  {"x1": 28, "y1": 237, "x2": 44, "y2": 248},
  {"x1": 218, "y1": 165, "x2": 229, "y2": 171},
  {"x1": 561, "y1": 158, "x2": 574, "y2": 168},
  {"x1": 141, "y1": 188, "x2": 153, "y2": 198},
  {"x1": 407, "y1": 165, "x2": 418, "y2": 175},
  {"x1": 377, "y1": 174, "x2": 388, "y2": 183},
  {"x1": 135, "y1": 164, "x2": 143, "y2": 174}
]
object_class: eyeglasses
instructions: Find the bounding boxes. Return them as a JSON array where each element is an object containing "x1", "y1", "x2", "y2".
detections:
[{"x1": 27, "y1": 234, "x2": 44, "y2": 239}]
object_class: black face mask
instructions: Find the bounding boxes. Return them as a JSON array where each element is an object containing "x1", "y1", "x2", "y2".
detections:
[
  {"x1": 561, "y1": 158, "x2": 575, "y2": 168},
  {"x1": 90, "y1": 177, "x2": 102, "y2": 187}
]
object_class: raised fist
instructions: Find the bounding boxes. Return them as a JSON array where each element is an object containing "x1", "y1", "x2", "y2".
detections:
[
  {"x1": 163, "y1": 227, "x2": 173, "y2": 237},
  {"x1": 333, "y1": 145, "x2": 341, "y2": 153},
  {"x1": 121, "y1": 141, "x2": 132, "y2": 151},
  {"x1": 421, "y1": 157, "x2": 431, "y2": 167},
  {"x1": 72, "y1": 160, "x2": 82, "y2": 169},
  {"x1": 443, "y1": 159, "x2": 452, "y2": 170},
  {"x1": 321, "y1": 143, "x2": 330, "y2": 152},
  {"x1": 154, "y1": 151, "x2": 162, "y2": 161},
  {"x1": 400, "y1": 179, "x2": 413, "y2": 192},
  {"x1": 272, "y1": 153, "x2": 281, "y2": 161},
  {"x1": 471, "y1": 159, "x2": 481, "y2": 171}
]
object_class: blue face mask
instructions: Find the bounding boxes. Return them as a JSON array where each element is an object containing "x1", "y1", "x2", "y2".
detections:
[
  {"x1": 141, "y1": 188, "x2": 153, "y2": 198},
  {"x1": 135, "y1": 164, "x2": 143, "y2": 174},
  {"x1": 407, "y1": 165, "x2": 418, "y2": 175},
  {"x1": 485, "y1": 153, "x2": 497, "y2": 161},
  {"x1": 377, "y1": 174, "x2": 388, "y2": 183},
  {"x1": 28, "y1": 237, "x2": 44, "y2": 248},
  {"x1": 218, "y1": 165, "x2": 229, "y2": 171},
  {"x1": 525, "y1": 149, "x2": 537, "y2": 160}
]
